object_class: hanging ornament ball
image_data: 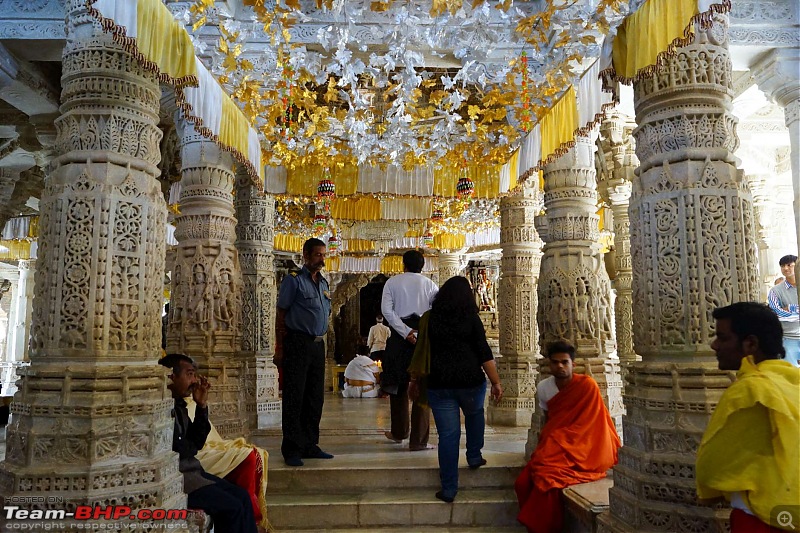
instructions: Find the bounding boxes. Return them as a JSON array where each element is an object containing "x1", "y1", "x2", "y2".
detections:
[
  {"x1": 313, "y1": 214, "x2": 328, "y2": 235},
  {"x1": 431, "y1": 209, "x2": 444, "y2": 222},
  {"x1": 422, "y1": 232, "x2": 434, "y2": 247},
  {"x1": 328, "y1": 235, "x2": 340, "y2": 254},
  {"x1": 317, "y1": 179, "x2": 336, "y2": 198},
  {"x1": 456, "y1": 176, "x2": 475, "y2": 198}
]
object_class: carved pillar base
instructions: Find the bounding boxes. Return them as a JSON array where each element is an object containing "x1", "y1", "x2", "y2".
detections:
[{"x1": 598, "y1": 361, "x2": 732, "y2": 533}]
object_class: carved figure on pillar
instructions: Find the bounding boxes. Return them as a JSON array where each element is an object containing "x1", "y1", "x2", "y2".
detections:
[
  {"x1": 599, "y1": 15, "x2": 762, "y2": 533},
  {"x1": 487, "y1": 187, "x2": 542, "y2": 427},
  {"x1": 531, "y1": 137, "x2": 623, "y2": 454},
  {"x1": 598, "y1": 113, "x2": 639, "y2": 366},
  {"x1": 0, "y1": 0, "x2": 185, "y2": 520},
  {"x1": 168, "y1": 121, "x2": 245, "y2": 438}
]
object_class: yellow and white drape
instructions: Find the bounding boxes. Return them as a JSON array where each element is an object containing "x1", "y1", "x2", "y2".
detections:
[{"x1": 88, "y1": 0, "x2": 263, "y2": 186}]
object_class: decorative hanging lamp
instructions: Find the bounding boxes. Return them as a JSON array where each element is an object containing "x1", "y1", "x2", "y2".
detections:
[
  {"x1": 422, "y1": 231, "x2": 434, "y2": 248},
  {"x1": 327, "y1": 234, "x2": 340, "y2": 255},
  {"x1": 313, "y1": 214, "x2": 328, "y2": 236},
  {"x1": 456, "y1": 156, "x2": 475, "y2": 199},
  {"x1": 430, "y1": 208, "x2": 444, "y2": 223},
  {"x1": 317, "y1": 167, "x2": 336, "y2": 215}
]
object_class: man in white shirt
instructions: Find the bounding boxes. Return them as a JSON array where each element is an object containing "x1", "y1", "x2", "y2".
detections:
[
  {"x1": 380, "y1": 250, "x2": 439, "y2": 450},
  {"x1": 767, "y1": 254, "x2": 799, "y2": 366},
  {"x1": 367, "y1": 314, "x2": 391, "y2": 361}
]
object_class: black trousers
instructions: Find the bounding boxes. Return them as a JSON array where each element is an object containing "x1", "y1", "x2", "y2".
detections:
[
  {"x1": 281, "y1": 331, "x2": 326, "y2": 459},
  {"x1": 187, "y1": 472, "x2": 257, "y2": 533}
]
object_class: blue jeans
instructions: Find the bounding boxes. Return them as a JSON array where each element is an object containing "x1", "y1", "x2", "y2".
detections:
[
  {"x1": 427, "y1": 381, "x2": 487, "y2": 500},
  {"x1": 784, "y1": 337, "x2": 800, "y2": 366}
]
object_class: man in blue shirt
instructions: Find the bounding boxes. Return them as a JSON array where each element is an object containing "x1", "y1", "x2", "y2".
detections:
[
  {"x1": 276, "y1": 238, "x2": 333, "y2": 466},
  {"x1": 767, "y1": 254, "x2": 799, "y2": 366}
]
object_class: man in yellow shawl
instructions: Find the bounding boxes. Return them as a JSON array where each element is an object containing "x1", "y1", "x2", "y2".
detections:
[
  {"x1": 186, "y1": 397, "x2": 271, "y2": 533},
  {"x1": 697, "y1": 302, "x2": 799, "y2": 532}
]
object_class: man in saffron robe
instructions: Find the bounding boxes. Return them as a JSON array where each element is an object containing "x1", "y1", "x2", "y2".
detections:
[
  {"x1": 515, "y1": 341, "x2": 620, "y2": 533},
  {"x1": 697, "y1": 302, "x2": 799, "y2": 532}
]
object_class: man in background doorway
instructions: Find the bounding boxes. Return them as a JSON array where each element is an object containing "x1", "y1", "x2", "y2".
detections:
[
  {"x1": 367, "y1": 314, "x2": 390, "y2": 361},
  {"x1": 380, "y1": 250, "x2": 438, "y2": 451}
]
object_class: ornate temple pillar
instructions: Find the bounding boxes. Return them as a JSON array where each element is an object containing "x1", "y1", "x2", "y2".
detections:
[
  {"x1": 530, "y1": 136, "x2": 623, "y2": 453},
  {"x1": 0, "y1": 0, "x2": 185, "y2": 521},
  {"x1": 751, "y1": 48, "x2": 800, "y2": 298},
  {"x1": 598, "y1": 114, "x2": 639, "y2": 365},
  {"x1": 599, "y1": 16, "x2": 761, "y2": 533},
  {"x1": 487, "y1": 187, "x2": 541, "y2": 427},
  {"x1": 18, "y1": 260, "x2": 35, "y2": 361},
  {"x1": 1, "y1": 269, "x2": 19, "y2": 368},
  {"x1": 437, "y1": 251, "x2": 463, "y2": 284},
  {"x1": 234, "y1": 174, "x2": 281, "y2": 429},
  {"x1": 167, "y1": 120, "x2": 244, "y2": 438}
]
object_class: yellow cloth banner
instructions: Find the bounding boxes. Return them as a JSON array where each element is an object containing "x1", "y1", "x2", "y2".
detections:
[
  {"x1": 220, "y1": 96, "x2": 251, "y2": 171},
  {"x1": 331, "y1": 198, "x2": 381, "y2": 221},
  {"x1": 433, "y1": 164, "x2": 503, "y2": 198},
  {"x1": 346, "y1": 239, "x2": 375, "y2": 252},
  {"x1": 274, "y1": 234, "x2": 305, "y2": 252},
  {"x1": 507, "y1": 149, "x2": 519, "y2": 191},
  {"x1": 613, "y1": 0, "x2": 699, "y2": 81},
  {"x1": 286, "y1": 165, "x2": 359, "y2": 196},
  {"x1": 326, "y1": 256, "x2": 341, "y2": 272},
  {"x1": 434, "y1": 233, "x2": 466, "y2": 250},
  {"x1": 380, "y1": 255, "x2": 406, "y2": 274},
  {"x1": 136, "y1": 0, "x2": 197, "y2": 82},
  {"x1": 540, "y1": 86, "x2": 578, "y2": 167},
  {"x1": 696, "y1": 357, "x2": 799, "y2": 528},
  {"x1": 0, "y1": 240, "x2": 32, "y2": 260}
]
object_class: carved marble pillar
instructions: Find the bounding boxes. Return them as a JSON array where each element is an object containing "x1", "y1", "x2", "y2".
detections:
[
  {"x1": 487, "y1": 187, "x2": 541, "y2": 427},
  {"x1": 2, "y1": 270, "x2": 19, "y2": 368},
  {"x1": 599, "y1": 16, "x2": 761, "y2": 533},
  {"x1": 0, "y1": 0, "x2": 185, "y2": 522},
  {"x1": 752, "y1": 48, "x2": 800, "y2": 300},
  {"x1": 598, "y1": 114, "x2": 639, "y2": 365},
  {"x1": 168, "y1": 121, "x2": 244, "y2": 438},
  {"x1": 437, "y1": 251, "x2": 463, "y2": 284},
  {"x1": 15, "y1": 260, "x2": 35, "y2": 362},
  {"x1": 531, "y1": 136, "x2": 623, "y2": 451},
  {"x1": 235, "y1": 175, "x2": 280, "y2": 429},
  {"x1": 747, "y1": 173, "x2": 788, "y2": 298}
]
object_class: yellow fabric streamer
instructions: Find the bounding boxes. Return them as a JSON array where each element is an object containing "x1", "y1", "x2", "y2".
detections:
[
  {"x1": 274, "y1": 234, "x2": 305, "y2": 252},
  {"x1": 380, "y1": 255, "x2": 406, "y2": 274},
  {"x1": 0, "y1": 240, "x2": 31, "y2": 260},
  {"x1": 540, "y1": 86, "x2": 578, "y2": 168},
  {"x1": 326, "y1": 256, "x2": 341, "y2": 272},
  {"x1": 136, "y1": 0, "x2": 197, "y2": 83},
  {"x1": 433, "y1": 164, "x2": 503, "y2": 198},
  {"x1": 286, "y1": 165, "x2": 358, "y2": 196},
  {"x1": 345, "y1": 239, "x2": 375, "y2": 252},
  {"x1": 220, "y1": 96, "x2": 251, "y2": 171},
  {"x1": 331, "y1": 198, "x2": 381, "y2": 221},
  {"x1": 613, "y1": 0, "x2": 698, "y2": 82},
  {"x1": 696, "y1": 357, "x2": 799, "y2": 528},
  {"x1": 507, "y1": 150, "x2": 519, "y2": 191},
  {"x1": 27, "y1": 217, "x2": 39, "y2": 239},
  {"x1": 434, "y1": 234, "x2": 466, "y2": 250}
]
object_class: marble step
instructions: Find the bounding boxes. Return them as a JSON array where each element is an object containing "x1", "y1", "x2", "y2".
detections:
[
  {"x1": 268, "y1": 459, "x2": 522, "y2": 493},
  {"x1": 267, "y1": 487, "x2": 522, "y2": 530}
]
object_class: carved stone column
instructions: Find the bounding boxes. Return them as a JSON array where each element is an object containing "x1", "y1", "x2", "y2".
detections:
[
  {"x1": 487, "y1": 187, "x2": 541, "y2": 427},
  {"x1": 531, "y1": 136, "x2": 623, "y2": 450},
  {"x1": 0, "y1": 0, "x2": 184, "y2": 521},
  {"x1": 437, "y1": 251, "x2": 462, "y2": 284},
  {"x1": 598, "y1": 114, "x2": 639, "y2": 365},
  {"x1": 751, "y1": 47, "x2": 800, "y2": 300},
  {"x1": 168, "y1": 121, "x2": 244, "y2": 438},
  {"x1": 599, "y1": 16, "x2": 760, "y2": 533},
  {"x1": 18, "y1": 260, "x2": 35, "y2": 362},
  {"x1": 1, "y1": 270, "x2": 19, "y2": 367},
  {"x1": 235, "y1": 175, "x2": 281, "y2": 429}
]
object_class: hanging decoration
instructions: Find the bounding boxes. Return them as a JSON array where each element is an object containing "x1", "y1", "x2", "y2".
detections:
[
  {"x1": 422, "y1": 231, "x2": 435, "y2": 248},
  {"x1": 313, "y1": 214, "x2": 328, "y2": 236},
  {"x1": 316, "y1": 167, "x2": 336, "y2": 214},
  {"x1": 430, "y1": 209, "x2": 444, "y2": 223},
  {"x1": 456, "y1": 169, "x2": 475, "y2": 200},
  {"x1": 518, "y1": 51, "x2": 532, "y2": 133},
  {"x1": 327, "y1": 234, "x2": 340, "y2": 255}
]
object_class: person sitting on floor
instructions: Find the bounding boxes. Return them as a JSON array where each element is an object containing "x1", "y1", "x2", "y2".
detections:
[
  {"x1": 514, "y1": 341, "x2": 620, "y2": 533},
  {"x1": 342, "y1": 354, "x2": 382, "y2": 398},
  {"x1": 158, "y1": 353, "x2": 258, "y2": 533},
  {"x1": 185, "y1": 396, "x2": 271, "y2": 532}
]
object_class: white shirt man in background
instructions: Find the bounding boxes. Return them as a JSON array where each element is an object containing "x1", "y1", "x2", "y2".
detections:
[
  {"x1": 380, "y1": 250, "x2": 438, "y2": 451},
  {"x1": 367, "y1": 314, "x2": 391, "y2": 361}
]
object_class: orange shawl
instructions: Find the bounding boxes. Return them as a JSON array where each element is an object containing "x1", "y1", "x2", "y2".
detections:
[{"x1": 521, "y1": 373, "x2": 620, "y2": 492}]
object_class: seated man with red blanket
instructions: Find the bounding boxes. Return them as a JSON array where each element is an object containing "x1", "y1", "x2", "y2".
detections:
[{"x1": 515, "y1": 341, "x2": 621, "y2": 533}]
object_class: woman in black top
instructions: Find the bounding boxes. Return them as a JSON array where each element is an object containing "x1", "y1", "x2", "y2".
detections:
[{"x1": 409, "y1": 276, "x2": 503, "y2": 503}]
